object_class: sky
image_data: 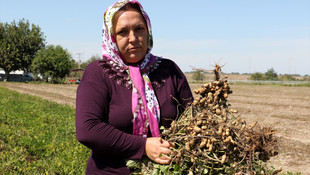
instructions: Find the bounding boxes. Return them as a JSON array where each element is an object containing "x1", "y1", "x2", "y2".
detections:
[{"x1": 1, "y1": 0, "x2": 310, "y2": 75}]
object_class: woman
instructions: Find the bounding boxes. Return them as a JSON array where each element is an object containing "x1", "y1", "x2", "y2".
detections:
[{"x1": 76, "y1": 0, "x2": 193, "y2": 174}]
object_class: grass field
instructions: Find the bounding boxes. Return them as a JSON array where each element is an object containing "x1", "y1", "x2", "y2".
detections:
[{"x1": 0, "y1": 87, "x2": 89, "y2": 174}]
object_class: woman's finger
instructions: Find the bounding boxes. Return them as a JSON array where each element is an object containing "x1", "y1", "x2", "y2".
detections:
[
  {"x1": 159, "y1": 154, "x2": 171, "y2": 160},
  {"x1": 160, "y1": 140, "x2": 171, "y2": 148},
  {"x1": 145, "y1": 137, "x2": 173, "y2": 164},
  {"x1": 155, "y1": 156, "x2": 171, "y2": 164},
  {"x1": 159, "y1": 147, "x2": 171, "y2": 155}
]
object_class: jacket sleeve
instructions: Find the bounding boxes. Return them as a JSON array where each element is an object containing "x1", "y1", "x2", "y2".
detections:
[{"x1": 75, "y1": 61, "x2": 146, "y2": 160}]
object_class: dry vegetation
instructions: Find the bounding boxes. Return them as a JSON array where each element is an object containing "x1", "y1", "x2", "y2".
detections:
[
  {"x1": 0, "y1": 72, "x2": 309, "y2": 174},
  {"x1": 129, "y1": 65, "x2": 278, "y2": 174}
]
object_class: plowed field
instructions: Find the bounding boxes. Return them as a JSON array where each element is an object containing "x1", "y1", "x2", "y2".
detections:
[{"x1": 1, "y1": 81, "x2": 309, "y2": 174}]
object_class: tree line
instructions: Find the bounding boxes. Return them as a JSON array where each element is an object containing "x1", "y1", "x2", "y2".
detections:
[
  {"x1": 250, "y1": 68, "x2": 279, "y2": 81},
  {"x1": 191, "y1": 68, "x2": 307, "y2": 81},
  {"x1": 0, "y1": 19, "x2": 100, "y2": 83}
]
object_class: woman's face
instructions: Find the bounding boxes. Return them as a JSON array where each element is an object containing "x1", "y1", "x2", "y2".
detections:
[{"x1": 113, "y1": 9, "x2": 148, "y2": 64}]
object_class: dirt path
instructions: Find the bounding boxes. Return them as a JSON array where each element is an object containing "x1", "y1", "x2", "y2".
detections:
[
  {"x1": 0, "y1": 82, "x2": 77, "y2": 107},
  {"x1": 1, "y1": 82, "x2": 310, "y2": 174}
]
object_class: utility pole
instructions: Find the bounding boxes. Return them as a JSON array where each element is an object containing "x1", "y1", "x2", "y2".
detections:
[
  {"x1": 249, "y1": 56, "x2": 252, "y2": 74},
  {"x1": 209, "y1": 56, "x2": 211, "y2": 70},
  {"x1": 308, "y1": 57, "x2": 310, "y2": 76},
  {"x1": 76, "y1": 53, "x2": 83, "y2": 69},
  {"x1": 288, "y1": 57, "x2": 291, "y2": 75}
]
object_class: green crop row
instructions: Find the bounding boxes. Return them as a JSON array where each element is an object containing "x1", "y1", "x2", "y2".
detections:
[{"x1": 0, "y1": 87, "x2": 89, "y2": 174}]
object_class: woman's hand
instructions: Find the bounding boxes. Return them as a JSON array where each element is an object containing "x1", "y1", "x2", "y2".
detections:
[{"x1": 145, "y1": 137, "x2": 172, "y2": 164}]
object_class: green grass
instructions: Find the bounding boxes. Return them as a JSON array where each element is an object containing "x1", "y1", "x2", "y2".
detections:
[{"x1": 0, "y1": 87, "x2": 89, "y2": 174}]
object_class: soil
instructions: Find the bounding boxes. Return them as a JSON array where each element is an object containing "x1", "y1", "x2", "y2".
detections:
[
  {"x1": 0, "y1": 82, "x2": 77, "y2": 107},
  {"x1": 1, "y1": 80, "x2": 309, "y2": 174}
]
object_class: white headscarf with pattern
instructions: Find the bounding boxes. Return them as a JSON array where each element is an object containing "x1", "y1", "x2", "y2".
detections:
[{"x1": 102, "y1": 0, "x2": 160, "y2": 137}]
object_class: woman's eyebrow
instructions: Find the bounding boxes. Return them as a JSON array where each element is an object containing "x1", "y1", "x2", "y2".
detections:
[{"x1": 116, "y1": 26, "x2": 128, "y2": 31}]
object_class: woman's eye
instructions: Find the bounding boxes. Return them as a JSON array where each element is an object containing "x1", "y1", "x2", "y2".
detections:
[
  {"x1": 136, "y1": 27, "x2": 145, "y2": 32},
  {"x1": 117, "y1": 30, "x2": 127, "y2": 35}
]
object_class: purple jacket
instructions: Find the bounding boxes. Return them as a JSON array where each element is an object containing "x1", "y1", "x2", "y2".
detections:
[{"x1": 76, "y1": 58, "x2": 192, "y2": 174}]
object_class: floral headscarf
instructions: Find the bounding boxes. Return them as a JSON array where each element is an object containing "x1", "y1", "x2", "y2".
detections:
[{"x1": 102, "y1": 0, "x2": 160, "y2": 137}]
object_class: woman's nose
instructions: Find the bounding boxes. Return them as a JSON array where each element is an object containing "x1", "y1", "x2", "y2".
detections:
[{"x1": 128, "y1": 30, "x2": 137, "y2": 43}]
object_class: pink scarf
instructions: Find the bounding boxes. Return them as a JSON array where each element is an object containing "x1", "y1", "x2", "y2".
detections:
[{"x1": 102, "y1": 0, "x2": 160, "y2": 137}]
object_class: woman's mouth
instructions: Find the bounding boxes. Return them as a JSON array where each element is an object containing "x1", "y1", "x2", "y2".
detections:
[{"x1": 128, "y1": 47, "x2": 140, "y2": 52}]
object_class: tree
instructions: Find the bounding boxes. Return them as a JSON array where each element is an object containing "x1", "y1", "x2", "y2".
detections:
[
  {"x1": 76, "y1": 55, "x2": 101, "y2": 69},
  {"x1": 0, "y1": 19, "x2": 45, "y2": 81},
  {"x1": 32, "y1": 45, "x2": 74, "y2": 83},
  {"x1": 279, "y1": 74, "x2": 295, "y2": 81},
  {"x1": 265, "y1": 68, "x2": 278, "y2": 80},
  {"x1": 250, "y1": 72, "x2": 265, "y2": 80},
  {"x1": 192, "y1": 70, "x2": 206, "y2": 81}
]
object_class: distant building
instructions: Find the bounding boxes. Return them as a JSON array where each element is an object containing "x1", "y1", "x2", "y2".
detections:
[{"x1": 68, "y1": 68, "x2": 84, "y2": 84}]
